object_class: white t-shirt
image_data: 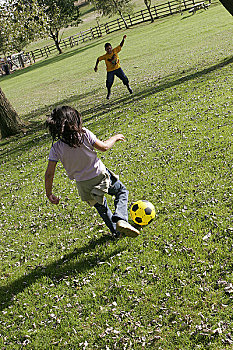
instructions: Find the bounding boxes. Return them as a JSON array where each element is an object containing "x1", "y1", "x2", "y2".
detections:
[{"x1": 48, "y1": 127, "x2": 106, "y2": 181}]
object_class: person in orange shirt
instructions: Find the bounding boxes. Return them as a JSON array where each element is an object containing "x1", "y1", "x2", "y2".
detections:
[{"x1": 94, "y1": 35, "x2": 133, "y2": 99}]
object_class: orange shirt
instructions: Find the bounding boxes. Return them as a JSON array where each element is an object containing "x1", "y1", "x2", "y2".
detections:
[{"x1": 98, "y1": 45, "x2": 122, "y2": 72}]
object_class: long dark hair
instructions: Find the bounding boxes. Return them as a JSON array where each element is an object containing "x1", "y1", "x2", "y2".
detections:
[{"x1": 46, "y1": 106, "x2": 85, "y2": 147}]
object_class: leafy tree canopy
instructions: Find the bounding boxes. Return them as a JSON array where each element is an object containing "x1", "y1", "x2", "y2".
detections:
[
  {"x1": 0, "y1": 0, "x2": 45, "y2": 55},
  {"x1": 0, "y1": 0, "x2": 81, "y2": 56},
  {"x1": 92, "y1": 0, "x2": 132, "y2": 17},
  {"x1": 35, "y1": 0, "x2": 81, "y2": 53}
]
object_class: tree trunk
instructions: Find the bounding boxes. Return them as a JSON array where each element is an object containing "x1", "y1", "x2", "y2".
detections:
[
  {"x1": 112, "y1": 0, "x2": 129, "y2": 29},
  {"x1": 118, "y1": 9, "x2": 129, "y2": 29},
  {"x1": 218, "y1": 0, "x2": 233, "y2": 15},
  {"x1": 0, "y1": 88, "x2": 23, "y2": 138},
  {"x1": 146, "y1": 4, "x2": 154, "y2": 22},
  {"x1": 18, "y1": 54, "x2": 25, "y2": 68},
  {"x1": 54, "y1": 38, "x2": 62, "y2": 54},
  {"x1": 50, "y1": 29, "x2": 62, "y2": 54}
]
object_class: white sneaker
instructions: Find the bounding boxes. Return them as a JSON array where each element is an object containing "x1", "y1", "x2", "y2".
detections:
[{"x1": 116, "y1": 220, "x2": 140, "y2": 238}]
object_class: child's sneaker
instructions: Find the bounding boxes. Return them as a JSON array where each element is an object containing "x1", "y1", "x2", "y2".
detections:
[{"x1": 116, "y1": 220, "x2": 140, "y2": 238}]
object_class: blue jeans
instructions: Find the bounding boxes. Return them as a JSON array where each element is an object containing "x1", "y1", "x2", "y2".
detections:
[
  {"x1": 94, "y1": 170, "x2": 129, "y2": 234},
  {"x1": 106, "y1": 68, "x2": 129, "y2": 90}
]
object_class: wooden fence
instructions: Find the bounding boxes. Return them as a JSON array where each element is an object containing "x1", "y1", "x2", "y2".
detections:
[{"x1": 26, "y1": 0, "x2": 211, "y2": 62}]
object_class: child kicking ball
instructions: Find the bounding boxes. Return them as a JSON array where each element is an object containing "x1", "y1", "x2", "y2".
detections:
[{"x1": 45, "y1": 106, "x2": 139, "y2": 238}]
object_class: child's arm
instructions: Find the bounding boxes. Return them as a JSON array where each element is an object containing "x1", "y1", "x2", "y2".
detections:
[
  {"x1": 120, "y1": 35, "x2": 127, "y2": 47},
  {"x1": 94, "y1": 134, "x2": 125, "y2": 152},
  {"x1": 94, "y1": 58, "x2": 99, "y2": 72},
  {"x1": 45, "y1": 160, "x2": 60, "y2": 204}
]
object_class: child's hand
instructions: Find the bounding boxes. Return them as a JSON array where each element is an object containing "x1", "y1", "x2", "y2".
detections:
[
  {"x1": 94, "y1": 66, "x2": 98, "y2": 72},
  {"x1": 115, "y1": 134, "x2": 125, "y2": 142},
  {"x1": 123, "y1": 35, "x2": 127, "y2": 40},
  {"x1": 48, "y1": 194, "x2": 60, "y2": 205}
]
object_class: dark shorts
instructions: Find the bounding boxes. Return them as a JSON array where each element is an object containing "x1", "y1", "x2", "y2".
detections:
[{"x1": 106, "y1": 68, "x2": 129, "y2": 88}]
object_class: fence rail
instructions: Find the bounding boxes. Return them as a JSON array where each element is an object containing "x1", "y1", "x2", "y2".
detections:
[{"x1": 26, "y1": 0, "x2": 211, "y2": 62}]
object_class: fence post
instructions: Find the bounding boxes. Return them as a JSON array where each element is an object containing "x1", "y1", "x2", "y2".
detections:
[
  {"x1": 93, "y1": 27, "x2": 96, "y2": 38},
  {"x1": 45, "y1": 47, "x2": 48, "y2": 58},
  {"x1": 87, "y1": 29, "x2": 92, "y2": 40},
  {"x1": 76, "y1": 34, "x2": 80, "y2": 45},
  {"x1": 183, "y1": 0, "x2": 187, "y2": 9},
  {"x1": 40, "y1": 48, "x2": 44, "y2": 57},
  {"x1": 168, "y1": 1, "x2": 172, "y2": 14},
  {"x1": 141, "y1": 10, "x2": 144, "y2": 21},
  {"x1": 97, "y1": 24, "x2": 102, "y2": 37},
  {"x1": 31, "y1": 51, "x2": 35, "y2": 63},
  {"x1": 128, "y1": 14, "x2": 133, "y2": 26},
  {"x1": 69, "y1": 37, "x2": 74, "y2": 47},
  {"x1": 90, "y1": 28, "x2": 95, "y2": 39},
  {"x1": 154, "y1": 5, "x2": 158, "y2": 17},
  {"x1": 25, "y1": 52, "x2": 32, "y2": 65},
  {"x1": 117, "y1": 18, "x2": 121, "y2": 29},
  {"x1": 105, "y1": 23, "x2": 109, "y2": 34}
]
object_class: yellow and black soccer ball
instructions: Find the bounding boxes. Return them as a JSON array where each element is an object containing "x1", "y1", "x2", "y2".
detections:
[{"x1": 130, "y1": 200, "x2": 155, "y2": 226}]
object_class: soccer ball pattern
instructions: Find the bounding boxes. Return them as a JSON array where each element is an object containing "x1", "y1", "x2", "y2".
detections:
[{"x1": 130, "y1": 200, "x2": 155, "y2": 226}]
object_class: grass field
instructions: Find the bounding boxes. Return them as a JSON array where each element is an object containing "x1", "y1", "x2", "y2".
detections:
[
  {"x1": 25, "y1": 0, "x2": 183, "y2": 52},
  {"x1": 25, "y1": 0, "x2": 155, "y2": 52},
  {"x1": 1, "y1": 3, "x2": 233, "y2": 349}
]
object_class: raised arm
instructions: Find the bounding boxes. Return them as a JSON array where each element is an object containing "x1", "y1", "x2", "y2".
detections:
[
  {"x1": 45, "y1": 160, "x2": 60, "y2": 204},
  {"x1": 120, "y1": 35, "x2": 127, "y2": 47},
  {"x1": 94, "y1": 134, "x2": 125, "y2": 152},
  {"x1": 94, "y1": 58, "x2": 99, "y2": 72}
]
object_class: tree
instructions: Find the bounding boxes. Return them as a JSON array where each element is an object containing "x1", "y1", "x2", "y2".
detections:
[
  {"x1": 35, "y1": 0, "x2": 81, "y2": 54},
  {"x1": 92, "y1": 0, "x2": 132, "y2": 29},
  {"x1": 0, "y1": 2, "x2": 11, "y2": 57},
  {"x1": 144, "y1": 0, "x2": 154, "y2": 22},
  {"x1": 0, "y1": 88, "x2": 23, "y2": 138},
  {"x1": 1, "y1": 0, "x2": 80, "y2": 56},
  {"x1": 218, "y1": 0, "x2": 233, "y2": 15},
  {"x1": 9, "y1": 1, "x2": 45, "y2": 53},
  {"x1": 0, "y1": 1, "x2": 37, "y2": 138},
  {"x1": 0, "y1": 0, "x2": 45, "y2": 56}
]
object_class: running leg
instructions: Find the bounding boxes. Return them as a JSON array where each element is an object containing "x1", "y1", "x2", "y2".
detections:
[
  {"x1": 106, "y1": 71, "x2": 114, "y2": 99},
  {"x1": 115, "y1": 68, "x2": 133, "y2": 94}
]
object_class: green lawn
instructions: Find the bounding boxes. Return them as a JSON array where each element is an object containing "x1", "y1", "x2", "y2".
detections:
[
  {"x1": 1, "y1": 3, "x2": 233, "y2": 349},
  {"x1": 25, "y1": 0, "x2": 187, "y2": 52}
]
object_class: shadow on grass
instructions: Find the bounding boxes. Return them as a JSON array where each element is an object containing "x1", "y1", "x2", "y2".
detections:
[
  {"x1": 0, "y1": 89, "x2": 98, "y2": 162},
  {"x1": 0, "y1": 234, "x2": 124, "y2": 311},
  {"x1": 181, "y1": 10, "x2": 206, "y2": 20},
  {"x1": 81, "y1": 54, "x2": 233, "y2": 119},
  {"x1": 21, "y1": 89, "x2": 97, "y2": 122},
  {"x1": 0, "y1": 39, "x2": 102, "y2": 81},
  {"x1": 23, "y1": 53, "x2": 233, "y2": 124},
  {"x1": 1, "y1": 54, "x2": 232, "y2": 158},
  {"x1": 0, "y1": 121, "x2": 51, "y2": 161},
  {"x1": 80, "y1": 5, "x2": 95, "y2": 16}
]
